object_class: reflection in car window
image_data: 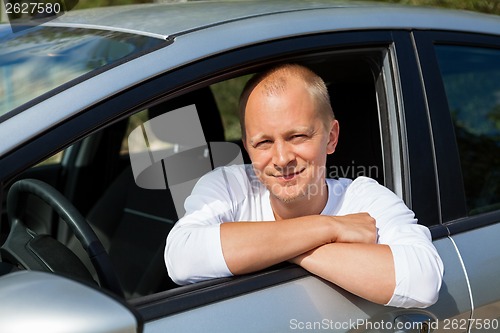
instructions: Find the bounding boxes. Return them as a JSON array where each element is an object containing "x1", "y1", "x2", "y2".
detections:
[
  {"x1": 0, "y1": 26, "x2": 165, "y2": 118},
  {"x1": 435, "y1": 45, "x2": 500, "y2": 215}
]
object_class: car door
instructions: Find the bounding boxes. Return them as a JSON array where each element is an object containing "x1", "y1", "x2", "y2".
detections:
[
  {"x1": 415, "y1": 30, "x2": 500, "y2": 332},
  {"x1": 120, "y1": 30, "x2": 470, "y2": 332}
]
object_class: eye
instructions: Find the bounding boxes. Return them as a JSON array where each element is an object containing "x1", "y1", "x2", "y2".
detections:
[
  {"x1": 290, "y1": 134, "x2": 307, "y2": 141},
  {"x1": 254, "y1": 140, "x2": 272, "y2": 149}
]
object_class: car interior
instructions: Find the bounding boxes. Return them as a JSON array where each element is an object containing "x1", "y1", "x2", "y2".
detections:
[{"x1": 0, "y1": 52, "x2": 386, "y2": 300}]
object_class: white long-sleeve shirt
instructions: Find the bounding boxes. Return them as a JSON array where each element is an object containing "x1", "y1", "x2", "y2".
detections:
[{"x1": 165, "y1": 164, "x2": 443, "y2": 308}]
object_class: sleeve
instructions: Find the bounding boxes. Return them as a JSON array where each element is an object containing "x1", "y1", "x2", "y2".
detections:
[
  {"x1": 164, "y1": 167, "x2": 236, "y2": 285},
  {"x1": 345, "y1": 177, "x2": 444, "y2": 308}
]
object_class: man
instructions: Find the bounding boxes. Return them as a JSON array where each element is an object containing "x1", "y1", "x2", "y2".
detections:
[{"x1": 165, "y1": 63, "x2": 443, "y2": 308}]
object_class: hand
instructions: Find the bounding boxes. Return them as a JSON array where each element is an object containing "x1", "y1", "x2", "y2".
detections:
[
  {"x1": 289, "y1": 213, "x2": 376, "y2": 266},
  {"x1": 326, "y1": 212, "x2": 377, "y2": 244}
]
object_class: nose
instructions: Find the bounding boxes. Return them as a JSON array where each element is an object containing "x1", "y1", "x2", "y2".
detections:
[{"x1": 272, "y1": 140, "x2": 295, "y2": 170}]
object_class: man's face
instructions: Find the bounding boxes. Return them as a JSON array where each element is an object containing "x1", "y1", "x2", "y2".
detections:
[{"x1": 243, "y1": 77, "x2": 338, "y2": 204}]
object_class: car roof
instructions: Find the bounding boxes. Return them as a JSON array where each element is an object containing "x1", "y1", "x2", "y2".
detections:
[{"x1": 47, "y1": 0, "x2": 500, "y2": 39}]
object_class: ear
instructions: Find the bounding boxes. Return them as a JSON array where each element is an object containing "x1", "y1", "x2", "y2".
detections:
[
  {"x1": 242, "y1": 135, "x2": 248, "y2": 152},
  {"x1": 326, "y1": 119, "x2": 339, "y2": 155}
]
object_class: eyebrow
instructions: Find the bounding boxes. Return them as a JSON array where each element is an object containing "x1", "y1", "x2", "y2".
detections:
[
  {"x1": 248, "y1": 134, "x2": 266, "y2": 146},
  {"x1": 248, "y1": 126, "x2": 314, "y2": 146}
]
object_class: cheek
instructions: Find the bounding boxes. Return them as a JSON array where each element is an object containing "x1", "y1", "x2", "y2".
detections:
[
  {"x1": 295, "y1": 144, "x2": 323, "y2": 163},
  {"x1": 248, "y1": 150, "x2": 270, "y2": 170},
  {"x1": 296, "y1": 147, "x2": 328, "y2": 176}
]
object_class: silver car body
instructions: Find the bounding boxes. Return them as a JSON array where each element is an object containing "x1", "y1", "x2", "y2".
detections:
[{"x1": 0, "y1": 1, "x2": 499, "y2": 332}]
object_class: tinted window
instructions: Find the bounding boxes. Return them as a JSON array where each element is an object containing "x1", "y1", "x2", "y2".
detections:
[
  {"x1": 0, "y1": 25, "x2": 165, "y2": 118},
  {"x1": 435, "y1": 45, "x2": 500, "y2": 215}
]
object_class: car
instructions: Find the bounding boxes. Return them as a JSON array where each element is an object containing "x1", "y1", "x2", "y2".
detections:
[{"x1": 0, "y1": 0, "x2": 499, "y2": 332}]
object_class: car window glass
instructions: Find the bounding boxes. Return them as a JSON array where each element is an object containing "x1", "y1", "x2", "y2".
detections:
[
  {"x1": 0, "y1": 26, "x2": 165, "y2": 119},
  {"x1": 34, "y1": 151, "x2": 64, "y2": 167},
  {"x1": 120, "y1": 109, "x2": 149, "y2": 156},
  {"x1": 435, "y1": 45, "x2": 500, "y2": 215},
  {"x1": 211, "y1": 75, "x2": 252, "y2": 141}
]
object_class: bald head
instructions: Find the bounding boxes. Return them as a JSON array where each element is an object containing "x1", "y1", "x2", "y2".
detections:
[{"x1": 239, "y1": 64, "x2": 334, "y2": 139}]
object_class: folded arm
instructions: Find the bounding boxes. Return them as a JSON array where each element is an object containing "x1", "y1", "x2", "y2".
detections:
[
  {"x1": 220, "y1": 213, "x2": 395, "y2": 305},
  {"x1": 220, "y1": 213, "x2": 377, "y2": 275},
  {"x1": 167, "y1": 208, "x2": 441, "y2": 308},
  {"x1": 289, "y1": 243, "x2": 394, "y2": 304}
]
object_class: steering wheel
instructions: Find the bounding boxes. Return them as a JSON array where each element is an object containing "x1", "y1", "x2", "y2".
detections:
[{"x1": 0, "y1": 179, "x2": 124, "y2": 298}]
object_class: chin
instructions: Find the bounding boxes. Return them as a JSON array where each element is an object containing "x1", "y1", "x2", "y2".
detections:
[{"x1": 271, "y1": 187, "x2": 308, "y2": 204}]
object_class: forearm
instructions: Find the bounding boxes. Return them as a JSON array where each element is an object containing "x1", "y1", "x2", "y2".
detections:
[
  {"x1": 291, "y1": 243, "x2": 395, "y2": 305},
  {"x1": 221, "y1": 212, "x2": 377, "y2": 275},
  {"x1": 220, "y1": 216, "x2": 332, "y2": 275},
  {"x1": 167, "y1": 212, "x2": 377, "y2": 285}
]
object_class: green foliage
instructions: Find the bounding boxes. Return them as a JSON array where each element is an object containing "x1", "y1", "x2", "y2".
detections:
[
  {"x1": 71, "y1": 0, "x2": 500, "y2": 15},
  {"x1": 74, "y1": 0, "x2": 151, "y2": 10},
  {"x1": 377, "y1": 0, "x2": 500, "y2": 15}
]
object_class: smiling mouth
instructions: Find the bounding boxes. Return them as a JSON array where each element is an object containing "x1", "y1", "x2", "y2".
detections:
[{"x1": 275, "y1": 168, "x2": 305, "y2": 181}]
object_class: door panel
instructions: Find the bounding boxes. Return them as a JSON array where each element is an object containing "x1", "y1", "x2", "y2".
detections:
[
  {"x1": 451, "y1": 222, "x2": 500, "y2": 332},
  {"x1": 143, "y1": 236, "x2": 470, "y2": 333},
  {"x1": 427, "y1": 237, "x2": 473, "y2": 333}
]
